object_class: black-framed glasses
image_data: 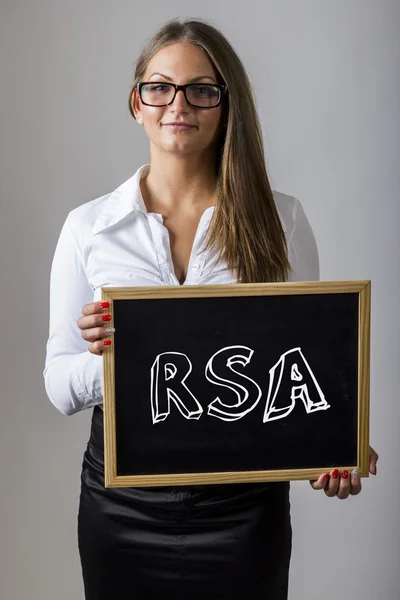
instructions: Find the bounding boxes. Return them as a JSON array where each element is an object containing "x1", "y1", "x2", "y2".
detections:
[{"x1": 137, "y1": 82, "x2": 227, "y2": 108}]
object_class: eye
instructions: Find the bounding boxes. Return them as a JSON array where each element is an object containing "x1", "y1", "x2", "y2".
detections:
[
  {"x1": 190, "y1": 85, "x2": 220, "y2": 97},
  {"x1": 194, "y1": 86, "x2": 212, "y2": 95},
  {"x1": 146, "y1": 84, "x2": 170, "y2": 93}
]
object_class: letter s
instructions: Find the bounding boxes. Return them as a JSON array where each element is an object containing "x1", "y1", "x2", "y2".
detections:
[{"x1": 206, "y1": 345, "x2": 262, "y2": 422}]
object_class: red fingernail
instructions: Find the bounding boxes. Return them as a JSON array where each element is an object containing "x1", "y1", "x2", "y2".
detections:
[
  {"x1": 323, "y1": 473, "x2": 330, "y2": 481},
  {"x1": 342, "y1": 470, "x2": 349, "y2": 479},
  {"x1": 102, "y1": 314, "x2": 112, "y2": 321},
  {"x1": 103, "y1": 340, "x2": 112, "y2": 346},
  {"x1": 100, "y1": 301, "x2": 110, "y2": 308},
  {"x1": 332, "y1": 469, "x2": 339, "y2": 479}
]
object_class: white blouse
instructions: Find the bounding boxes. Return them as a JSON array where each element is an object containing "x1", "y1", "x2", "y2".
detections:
[{"x1": 44, "y1": 164, "x2": 319, "y2": 416}]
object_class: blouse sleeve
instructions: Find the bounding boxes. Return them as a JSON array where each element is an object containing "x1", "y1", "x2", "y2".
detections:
[
  {"x1": 287, "y1": 198, "x2": 320, "y2": 282},
  {"x1": 43, "y1": 215, "x2": 103, "y2": 415}
]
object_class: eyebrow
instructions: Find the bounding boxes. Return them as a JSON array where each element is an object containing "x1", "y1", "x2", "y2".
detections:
[{"x1": 148, "y1": 72, "x2": 216, "y2": 83}]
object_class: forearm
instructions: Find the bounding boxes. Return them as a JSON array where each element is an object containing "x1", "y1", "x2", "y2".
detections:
[
  {"x1": 44, "y1": 214, "x2": 102, "y2": 416},
  {"x1": 44, "y1": 350, "x2": 103, "y2": 416}
]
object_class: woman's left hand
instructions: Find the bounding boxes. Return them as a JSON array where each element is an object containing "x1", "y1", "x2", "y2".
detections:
[{"x1": 310, "y1": 446, "x2": 379, "y2": 499}]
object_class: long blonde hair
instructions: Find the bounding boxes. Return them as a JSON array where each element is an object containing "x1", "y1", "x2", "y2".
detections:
[{"x1": 128, "y1": 18, "x2": 291, "y2": 283}]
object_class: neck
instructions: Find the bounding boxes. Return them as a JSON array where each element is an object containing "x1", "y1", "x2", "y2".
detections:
[{"x1": 141, "y1": 149, "x2": 218, "y2": 215}]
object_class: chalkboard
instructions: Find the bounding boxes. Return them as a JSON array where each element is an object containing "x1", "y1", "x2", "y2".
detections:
[{"x1": 101, "y1": 281, "x2": 370, "y2": 488}]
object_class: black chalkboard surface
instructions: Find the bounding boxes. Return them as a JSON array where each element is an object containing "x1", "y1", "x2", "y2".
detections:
[{"x1": 101, "y1": 281, "x2": 370, "y2": 488}]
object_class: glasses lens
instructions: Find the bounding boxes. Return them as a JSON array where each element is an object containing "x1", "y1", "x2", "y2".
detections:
[
  {"x1": 140, "y1": 83, "x2": 175, "y2": 106},
  {"x1": 186, "y1": 84, "x2": 221, "y2": 107}
]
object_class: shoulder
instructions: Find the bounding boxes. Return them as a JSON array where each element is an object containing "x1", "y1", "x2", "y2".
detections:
[
  {"x1": 272, "y1": 189, "x2": 319, "y2": 281},
  {"x1": 272, "y1": 189, "x2": 301, "y2": 237},
  {"x1": 65, "y1": 192, "x2": 111, "y2": 242},
  {"x1": 64, "y1": 164, "x2": 148, "y2": 244}
]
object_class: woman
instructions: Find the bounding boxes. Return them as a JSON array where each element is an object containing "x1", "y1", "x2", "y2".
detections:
[{"x1": 44, "y1": 18, "x2": 378, "y2": 600}]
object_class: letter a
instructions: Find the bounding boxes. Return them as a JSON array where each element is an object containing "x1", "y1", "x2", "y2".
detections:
[
  {"x1": 150, "y1": 352, "x2": 203, "y2": 424},
  {"x1": 263, "y1": 347, "x2": 330, "y2": 423}
]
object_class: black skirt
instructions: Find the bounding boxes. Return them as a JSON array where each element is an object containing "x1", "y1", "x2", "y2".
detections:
[{"x1": 78, "y1": 406, "x2": 292, "y2": 600}]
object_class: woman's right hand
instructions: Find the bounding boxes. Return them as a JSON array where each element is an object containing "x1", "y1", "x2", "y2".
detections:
[{"x1": 77, "y1": 301, "x2": 115, "y2": 355}]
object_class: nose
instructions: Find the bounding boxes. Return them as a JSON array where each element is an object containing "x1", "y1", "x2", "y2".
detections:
[{"x1": 170, "y1": 88, "x2": 190, "y2": 112}]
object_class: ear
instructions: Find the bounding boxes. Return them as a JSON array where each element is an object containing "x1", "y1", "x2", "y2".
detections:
[{"x1": 131, "y1": 88, "x2": 141, "y2": 121}]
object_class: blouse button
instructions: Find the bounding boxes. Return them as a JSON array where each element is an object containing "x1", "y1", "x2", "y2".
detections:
[{"x1": 192, "y1": 263, "x2": 200, "y2": 271}]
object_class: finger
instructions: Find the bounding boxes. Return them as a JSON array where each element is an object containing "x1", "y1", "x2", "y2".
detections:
[
  {"x1": 81, "y1": 326, "x2": 115, "y2": 343},
  {"x1": 77, "y1": 311, "x2": 113, "y2": 331},
  {"x1": 310, "y1": 473, "x2": 330, "y2": 490},
  {"x1": 324, "y1": 469, "x2": 340, "y2": 497},
  {"x1": 82, "y1": 301, "x2": 110, "y2": 317},
  {"x1": 88, "y1": 338, "x2": 113, "y2": 356},
  {"x1": 336, "y1": 469, "x2": 351, "y2": 500},
  {"x1": 350, "y1": 469, "x2": 362, "y2": 495},
  {"x1": 369, "y1": 446, "x2": 379, "y2": 475}
]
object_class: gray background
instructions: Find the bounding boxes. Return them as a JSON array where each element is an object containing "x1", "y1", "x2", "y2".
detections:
[{"x1": 1, "y1": 1, "x2": 399, "y2": 598}]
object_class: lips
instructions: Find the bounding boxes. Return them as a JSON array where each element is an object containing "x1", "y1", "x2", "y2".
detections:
[{"x1": 163, "y1": 122, "x2": 196, "y2": 127}]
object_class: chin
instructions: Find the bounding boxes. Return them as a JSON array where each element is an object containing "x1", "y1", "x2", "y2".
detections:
[{"x1": 159, "y1": 140, "x2": 204, "y2": 155}]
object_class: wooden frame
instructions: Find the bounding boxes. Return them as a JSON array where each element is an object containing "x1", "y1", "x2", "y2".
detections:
[{"x1": 102, "y1": 281, "x2": 370, "y2": 488}]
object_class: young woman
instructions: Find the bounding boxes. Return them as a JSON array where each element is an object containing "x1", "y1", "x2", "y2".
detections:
[{"x1": 44, "y1": 18, "x2": 378, "y2": 600}]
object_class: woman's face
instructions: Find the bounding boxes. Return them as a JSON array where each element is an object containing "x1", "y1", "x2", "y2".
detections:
[{"x1": 133, "y1": 42, "x2": 224, "y2": 158}]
